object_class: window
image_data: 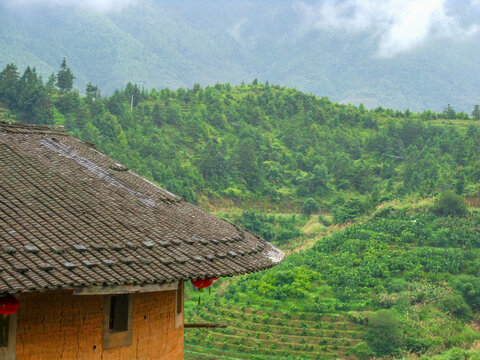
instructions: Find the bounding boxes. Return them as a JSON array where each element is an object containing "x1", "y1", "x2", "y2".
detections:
[
  {"x1": 175, "y1": 281, "x2": 183, "y2": 329},
  {"x1": 103, "y1": 294, "x2": 133, "y2": 350},
  {"x1": 109, "y1": 294, "x2": 129, "y2": 331},
  {"x1": 0, "y1": 313, "x2": 16, "y2": 360}
]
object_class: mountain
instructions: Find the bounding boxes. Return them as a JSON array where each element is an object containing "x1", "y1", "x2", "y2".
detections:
[{"x1": 0, "y1": 0, "x2": 479, "y2": 112}]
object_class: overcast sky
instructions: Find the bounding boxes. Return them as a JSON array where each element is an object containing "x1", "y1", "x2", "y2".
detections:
[
  {"x1": 1, "y1": 0, "x2": 135, "y2": 12},
  {"x1": 295, "y1": 0, "x2": 479, "y2": 57}
]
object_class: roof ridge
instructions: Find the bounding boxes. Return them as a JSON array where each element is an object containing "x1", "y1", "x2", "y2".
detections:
[{"x1": 0, "y1": 122, "x2": 68, "y2": 135}]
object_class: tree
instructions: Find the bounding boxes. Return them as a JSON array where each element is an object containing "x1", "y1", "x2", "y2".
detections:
[
  {"x1": 455, "y1": 172, "x2": 466, "y2": 195},
  {"x1": 85, "y1": 82, "x2": 99, "y2": 100},
  {"x1": 431, "y1": 190, "x2": 467, "y2": 217},
  {"x1": 17, "y1": 67, "x2": 53, "y2": 124},
  {"x1": 472, "y1": 105, "x2": 480, "y2": 120},
  {"x1": 124, "y1": 82, "x2": 141, "y2": 108},
  {"x1": 165, "y1": 104, "x2": 182, "y2": 124},
  {"x1": 301, "y1": 198, "x2": 320, "y2": 217},
  {"x1": 55, "y1": 90, "x2": 81, "y2": 115},
  {"x1": 56, "y1": 58, "x2": 75, "y2": 93},
  {"x1": 106, "y1": 90, "x2": 127, "y2": 116},
  {"x1": 439, "y1": 293, "x2": 471, "y2": 318},
  {"x1": 46, "y1": 72, "x2": 56, "y2": 94},
  {"x1": 0, "y1": 63, "x2": 20, "y2": 110},
  {"x1": 365, "y1": 310, "x2": 401, "y2": 356},
  {"x1": 235, "y1": 138, "x2": 260, "y2": 188},
  {"x1": 443, "y1": 104, "x2": 456, "y2": 119},
  {"x1": 312, "y1": 164, "x2": 329, "y2": 191}
]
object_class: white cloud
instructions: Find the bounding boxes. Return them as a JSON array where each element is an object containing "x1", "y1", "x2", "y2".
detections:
[
  {"x1": 294, "y1": 0, "x2": 479, "y2": 57},
  {"x1": 1, "y1": 0, "x2": 136, "y2": 13}
]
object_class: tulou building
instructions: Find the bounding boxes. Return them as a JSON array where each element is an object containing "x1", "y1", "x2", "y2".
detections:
[{"x1": 0, "y1": 123, "x2": 284, "y2": 359}]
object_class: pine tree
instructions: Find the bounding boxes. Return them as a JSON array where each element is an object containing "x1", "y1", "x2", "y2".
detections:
[
  {"x1": 56, "y1": 58, "x2": 75, "y2": 93},
  {"x1": 443, "y1": 104, "x2": 456, "y2": 119},
  {"x1": 45, "y1": 72, "x2": 57, "y2": 95},
  {"x1": 472, "y1": 105, "x2": 480, "y2": 121},
  {"x1": 85, "y1": 82, "x2": 100, "y2": 101},
  {"x1": 0, "y1": 63, "x2": 20, "y2": 110},
  {"x1": 18, "y1": 67, "x2": 53, "y2": 124}
]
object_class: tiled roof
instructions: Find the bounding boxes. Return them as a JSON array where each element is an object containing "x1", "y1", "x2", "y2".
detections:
[{"x1": 0, "y1": 123, "x2": 284, "y2": 294}]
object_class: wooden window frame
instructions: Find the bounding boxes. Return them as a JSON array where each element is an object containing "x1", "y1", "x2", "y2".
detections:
[
  {"x1": 175, "y1": 281, "x2": 184, "y2": 329},
  {"x1": 0, "y1": 312, "x2": 17, "y2": 360},
  {"x1": 103, "y1": 294, "x2": 133, "y2": 350}
]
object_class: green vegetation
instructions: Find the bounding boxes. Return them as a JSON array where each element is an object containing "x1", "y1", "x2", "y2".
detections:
[
  {"x1": 185, "y1": 207, "x2": 480, "y2": 358},
  {"x1": 2, "y1": 61, "x2": 480, "y2": 214},
  {"x1": 302, "y1": 198, "x2": 321, "y2": 217},
  {"x1": 219, "y1": 210, "x2": 304, "y2": 246},
  {"x1": 3, "y1": 61, "x2": 480, "y2": 358},
  {"x1": 432, "y1": 191, "x2": 468, "y2": 217},
  {"x1": 366, "y1": 310, "x2": 401, "y2": 356}
]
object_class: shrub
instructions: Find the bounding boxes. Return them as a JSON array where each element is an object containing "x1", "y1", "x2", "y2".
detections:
[
  {"x1": 346, "y1": 311, "x2": 366, "y2": 325},
  {"x1": 365, "y1": 310, "x2": 401, "y2": 356},
  {"x1": 302, "y1": 197, "x2": 320, "y2": 217},
  {"x1": 351, "y1": 342, "x2": 371, "y2": 359},
  {"x1": 454, "y1": 275, "x2": 480, "y2": 310},
  {"x1": 431, "y1": 191, "x2": 467, "y2": 217},
  {"x1": 439, "y1": 293, "x2": 471, "y2": 319},
  {"x1": 333, "y1": 197, "x2": 367, "y2": 223}
]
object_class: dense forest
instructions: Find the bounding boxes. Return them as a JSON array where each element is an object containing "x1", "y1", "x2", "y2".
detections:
[
  {"x1": 2, "y1": 61, "x2": 480, "y2": 358},
  {"x1": 1, "y1": 61, "x2": 479, "y2": 212}
]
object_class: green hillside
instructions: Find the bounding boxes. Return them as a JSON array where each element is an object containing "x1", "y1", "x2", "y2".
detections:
[
  {"x1": 3, "y1": 62, "x2": 479, "y2": 212},
  {"x1": 3, "y1": 62, "x2": 480, "y2": 358},
  {"x1": 184, "y1": 205, "x2": 480, "y2": 359}
]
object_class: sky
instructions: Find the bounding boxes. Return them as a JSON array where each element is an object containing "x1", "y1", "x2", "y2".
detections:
[
  {"x1": 294, "y1": 0, "x2": 479, "y2": 57},
  {"x1": 1, "y1": 0, "x2": 135, "y2": 13}
]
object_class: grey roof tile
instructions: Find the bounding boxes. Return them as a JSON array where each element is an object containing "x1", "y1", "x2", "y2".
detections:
[{"x1": 0, "y1": 123, "x2": 285, "y2": 294}]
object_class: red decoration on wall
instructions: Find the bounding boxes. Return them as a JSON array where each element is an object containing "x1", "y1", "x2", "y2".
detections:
[{"x1": 0, "y1": 295, "x2": 19, "y2": 315}]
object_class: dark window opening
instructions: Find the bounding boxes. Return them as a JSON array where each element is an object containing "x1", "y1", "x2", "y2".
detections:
[
  {"x1": 103, "y1": 294, "x2": 133, "y2": 349},
  {"x1": 109, "y1": 294, "x2": 129, "y2": 332},
  {"x1": 0, "y1": 316, "x2": 8, "y2": 347}
]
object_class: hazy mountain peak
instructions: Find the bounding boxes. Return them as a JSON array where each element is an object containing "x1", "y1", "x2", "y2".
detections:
[{"x1": 0, "y1": 0, "x2": 478, "y2": 111}]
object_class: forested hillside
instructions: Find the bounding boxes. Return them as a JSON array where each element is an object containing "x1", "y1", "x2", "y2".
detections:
[
  {"x1": 1, "y1": 61, "x2": 479, "y2": 213},
  {"x1": 3, "y1": 62, "x2": 480, "y2": 358}
]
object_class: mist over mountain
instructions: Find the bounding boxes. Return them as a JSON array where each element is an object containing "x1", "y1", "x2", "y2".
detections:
[{"x1": 1, "y1": 0, "x2": 478, "y2": 111}]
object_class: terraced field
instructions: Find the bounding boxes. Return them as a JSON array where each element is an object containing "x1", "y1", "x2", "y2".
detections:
[{"x1": 184, "y1": 285, "x2": 366, "y2": 359}]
